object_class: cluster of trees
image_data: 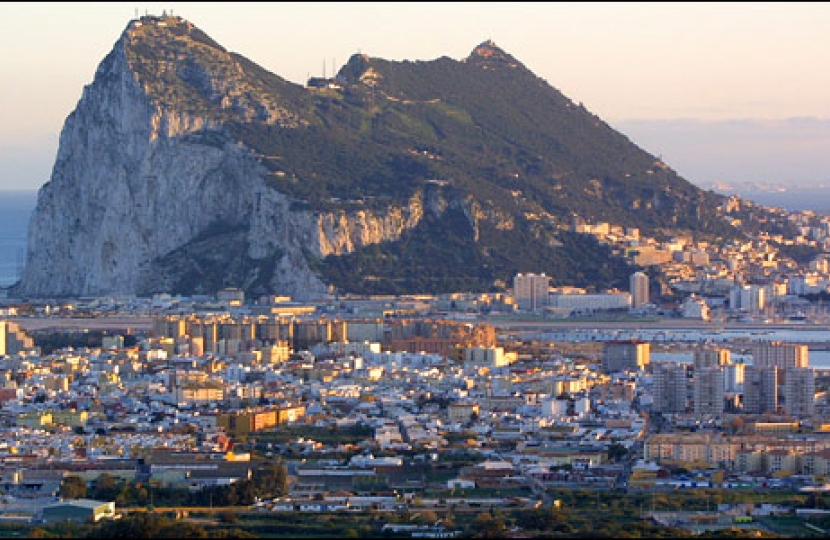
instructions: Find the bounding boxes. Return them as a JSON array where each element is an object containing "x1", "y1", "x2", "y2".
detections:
[
  {"x1": 321, "y1": 210, "x2": 638, "y2": 295},
  {"x1": 47, "y1": 480, "x2": 803, "y2": 538},
  {"x1": 85, "y1": 513, "x2": 256, "y2": 539},
  {"x1": 59, "y1": 459, "x2": 288, "y2": 508}
]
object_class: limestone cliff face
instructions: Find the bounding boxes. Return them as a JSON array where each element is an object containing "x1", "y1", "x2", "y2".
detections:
[
  {"x1": 15, "y1": 15, "x2": 727, "y2": 298},
  {"x1": 14, "y1": 16, "x2": 424, "y2": 300}
]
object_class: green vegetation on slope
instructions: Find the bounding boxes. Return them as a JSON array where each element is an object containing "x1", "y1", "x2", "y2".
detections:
[{"x1": 121, "y1": 20, "x2": 741, "y2": 296}]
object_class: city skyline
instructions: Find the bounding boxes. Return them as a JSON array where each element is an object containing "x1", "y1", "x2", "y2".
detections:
[{"x1": 2, "y1": 2, "x2": 830, "y2": 191}]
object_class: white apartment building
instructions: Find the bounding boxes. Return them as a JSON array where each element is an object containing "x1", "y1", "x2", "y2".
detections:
[
  {"x1": 694, "y1": 366, "x2": 725, "y2": 415},
  {"x1": 693, "y1": 346, "x2": 731, "y2": 369},
  {"x1": 630, "y1": 272, "x2": 649, "y2": 309},
  {"x1": 730, "y1": 284, "x2": 766, "y2": 313},
  {"x1": 724, "y1": 362, "x2": 746, "y2": 393},
  {"x1": 513, "y1": 273, "x2": 550, "y2": 311},
  {"x1": 751, "y1": 342, "x2": 809, "y2": 371}
]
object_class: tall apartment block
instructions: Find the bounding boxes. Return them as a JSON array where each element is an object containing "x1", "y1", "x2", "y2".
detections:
[
  {"x1": 602, "y1": 340, "x2": 650, "y2": 373},
  {"x1": 730, "y1": 284, "x2": 766, "y2": 314},
  {"x1": 693, "y1": 346, "x2": 731, "y2": 369},
  {"x1": 784, "y1": 367, "x2": 815, "y2": 417},
  {"x1": 694, "y1": 366, "x2": 725, "y2": 415},
  {"x1": 724, "y1": 362, "x2": 746, "y2": 393},
  {"x1": 743, "y1": 365, "x2": 778, "y2": 414},
  {"x1": 629, "y1": 271, "x2": 649, "y2": 309},
  {"x1": 652, "y1": 362, "x2": 689, "y2": 414},
  {"x1": 750, "y1": 341, "x2": 809, "y2": 370},
  {"x1": 513, "y1": 273, "x2": 550, "y2": 311}
]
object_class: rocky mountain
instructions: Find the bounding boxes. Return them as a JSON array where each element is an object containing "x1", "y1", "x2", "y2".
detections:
[{"x1": 13, "y1": 15, "x2": 738, "y2": 300}]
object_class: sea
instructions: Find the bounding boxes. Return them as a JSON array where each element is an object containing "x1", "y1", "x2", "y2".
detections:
[
  {"x1": 719, "y1": 186, "x2": 830, "y2": 214},
  {"x1": 0, "y1": 190, "x2": 37, "y2": 287}
]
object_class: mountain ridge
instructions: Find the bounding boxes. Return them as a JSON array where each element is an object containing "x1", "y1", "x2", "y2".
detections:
[{"x1": 12, "y1": 15, "x2": 740, "y2": 299}]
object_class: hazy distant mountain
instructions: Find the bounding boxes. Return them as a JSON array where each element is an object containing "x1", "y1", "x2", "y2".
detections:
[{"x1": 13, "y1": 15, "x2": 741, "y2": 299}]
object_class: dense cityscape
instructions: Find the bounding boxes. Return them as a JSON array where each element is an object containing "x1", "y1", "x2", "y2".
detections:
[{"x1": 4, "y1": 195, "x2": 830, "y2": 536}]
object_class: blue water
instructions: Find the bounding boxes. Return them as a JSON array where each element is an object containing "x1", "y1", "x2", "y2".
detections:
[
  {"x1": 0, "y1": 190, "x2": 37, "y2": 287},
  {"x1": 722, "y1": 187, "x2": 830, "y2": 214}
]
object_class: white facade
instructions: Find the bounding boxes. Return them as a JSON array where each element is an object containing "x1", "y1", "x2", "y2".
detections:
[
  {"x1": 630, "y1": 272, "x2": 649, "y2": 309},
  {"x1": 464, "y1": 346, "x2": 514, "y2": 369},
  {"x1": 541, "y1": 398, "x2": 569, "y2": 417},
  {"x1": 573, "y1": 397, "x2": 591, "y2": 415},
  {"x1": 724, "y1": 362, "x2": 746, "y2": 393},
  {"x1": 681, "y1": 295, "x2": 711, "y2": 320},
  {"x1": 751, "y1": 342, "x2": 809, "y2": 370},
  {"x1": 730, "y1": 284, "x2": 766, "y2": 313},
  {"x1": 513, "y1": 273, "x2": 550, "y2": 311},
  {"x1": 549, "y1": 292, "x2": 631, "y2": 311}
]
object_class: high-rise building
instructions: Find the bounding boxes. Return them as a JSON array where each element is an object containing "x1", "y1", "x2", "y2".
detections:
[
  {"x1": 602, "y1": 340, "x2": 650, "y2": 373},
  {"x1": 652, "y1": 362, "x2": 689, "y2": 414},
  {"x1": 743, "y1": 365, "x2": 778, "y2": 414},
  {"x1": 694, "y1": 366, "x2": 725, "y2": 415},
  {"x1": 630, "y1": 271, "x2": 649, "y2": 309},
  {"x1": 693, "y1": 346, "x2": 731, "y2": 370},
  {"x1": 724, "y1": 362, "x2": 746, "y2": 394},
  {"x1": 784, "y1": 367, "x2": 815, "y2": 417},
  {"x1": 513, "y1": 273, "x2": 550, "y2": 311},
  {"x1": 751, "y1": 341, "x2": 808, "y2": 386},
  {"x1": 730, "y1": 284, "x2": 766, "y2": 313},
  {"x1": 751, "y1": 341, "x2": 809, "y2": 370}
]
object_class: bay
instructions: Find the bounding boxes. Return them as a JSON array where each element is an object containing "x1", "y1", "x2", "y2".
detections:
[{"x1": 0, "y1": 190, "x2": 37, "y2": 287}]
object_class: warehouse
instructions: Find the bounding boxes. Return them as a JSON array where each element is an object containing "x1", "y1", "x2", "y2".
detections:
[{"x1": 41, "y1": 499, "x2": 115, "y2": 523}]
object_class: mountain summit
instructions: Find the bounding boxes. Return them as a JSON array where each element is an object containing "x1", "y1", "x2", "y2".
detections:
[
  {"x1": 13, "y1": 15, "x2": 736, "y2": 299},
  {"x1": 467, "y1": 39, "x2": 521, "y2": 64}
]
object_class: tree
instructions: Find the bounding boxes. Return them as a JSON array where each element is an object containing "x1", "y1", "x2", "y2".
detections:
[
  {"x1": 218, "y1": 511, "x2": 238, "y2": 524},
  {"x1": 727, "y1": 416, "x2": 745, "y2": 435},
  {"x1": 157, "y1": 522, "x2": 209, "y2": 538},
  {"x1": 607, "y1": 442, "x2": 628, "y2": 463},
  {"x1": 252, "y1": 459, "x2": 288, "y2": 497},
  {"x1": 86, "y1": 513, "x2": 168, "y2": 538},
  {"x1": 209, "y1": 530, "x2": 258, "y2": 539},
  {"x1": 469, "y1": 512, "x2": 507, "y2": 538},
  {"x1": 416, "y1": 510, "x2": 439, "y2": 524},
  {"x1": 59, "y1": 475, "x2": 87, "y2": 500}
]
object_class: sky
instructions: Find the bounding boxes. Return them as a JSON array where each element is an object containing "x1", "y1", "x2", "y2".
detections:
[{"x1": 2, "y1": 2, "x2": 830, "y2": 191}]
